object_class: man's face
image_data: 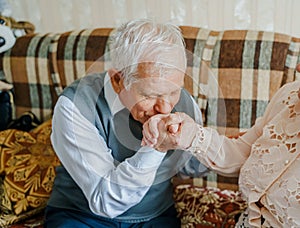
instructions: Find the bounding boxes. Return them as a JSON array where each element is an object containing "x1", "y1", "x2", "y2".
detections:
[{"x1": 113, "y1": 63, "x2": 185, "y2": 123}]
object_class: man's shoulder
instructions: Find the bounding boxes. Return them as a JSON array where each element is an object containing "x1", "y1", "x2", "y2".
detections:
[
  {"x1": 179, "y1": 88, "x2": 194, "y2": 104},
  {"x1": 71, "y1": 72, "x2": 106, "y2": 87},
  {"x1": 175, "y1": 89, "x2": 196, "y2": 117},
  {"x1": 62, "y1": 72, "x2": 106, "y2": 95}
]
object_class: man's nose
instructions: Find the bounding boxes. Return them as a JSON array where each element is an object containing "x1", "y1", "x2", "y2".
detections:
[{"x1": 154, "y1": 99, "x2": 172, "y2": 114}]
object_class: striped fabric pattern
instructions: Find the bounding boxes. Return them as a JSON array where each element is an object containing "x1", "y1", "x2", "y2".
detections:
[
  {"x1": 2, "y1": 33, "x2": 58, "y2": 121},
  {"x1": 182, "y1": 28, "x2": 300, "y2": 136},
  {"x1": 0, "y1": 26, "x2": 299, "y2": 135},
  {"x1": 52, "y1": 28, "x2": 114, "y2": 98},
  {"x1": 1, "y1": 26, "x2": 300, "y2": 227}
]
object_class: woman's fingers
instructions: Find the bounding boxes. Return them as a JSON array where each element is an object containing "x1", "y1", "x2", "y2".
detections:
[
  {"x1": 141, "y1": 135, "x2": 157, "y2": 147},
  {"x1": 142, "y1": 115, "x2": 167, "y2": 146},
  {"x1": 142, "y1": 112, "x2": 196, "y2": 150},
  {"x1": 168, "y1": 124, "x2": 180, "y2": 134}
]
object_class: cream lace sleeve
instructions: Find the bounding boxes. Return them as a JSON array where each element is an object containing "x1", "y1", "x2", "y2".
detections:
[
  {"x1": 187, "y1": 81, "x2": 300, "y2": 177},
  {"x1": 186, "y1": 124, "x2": 254, "y2": 177}
]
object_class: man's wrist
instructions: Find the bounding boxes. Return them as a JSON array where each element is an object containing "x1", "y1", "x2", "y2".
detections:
[
  {"x1": 154, "y1": 147, "x2": 168, "y2": 153},
  {"x1": 129, "y1": 146, "x2": 166, "y2": 169}
]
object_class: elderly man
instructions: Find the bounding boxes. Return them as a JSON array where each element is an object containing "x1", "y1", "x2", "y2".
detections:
[{"x1": 45, "y1": 18, "x2": 207, "y2": 227}]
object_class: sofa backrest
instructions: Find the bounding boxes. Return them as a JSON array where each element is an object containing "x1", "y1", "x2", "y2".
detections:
[{"x1": 1, "y1": 26, "x2": 300, "y2": 136}]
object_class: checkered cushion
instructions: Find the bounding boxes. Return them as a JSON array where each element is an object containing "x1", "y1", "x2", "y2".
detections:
[
  {"x1": 0, "y1": 28, "x2": 114, "y2": 122},
  {"x1": 1, "y1": 26, "x2": 300, "y2": 129},
  {"x1": 0, "y1": 26, "x2": 300, "y2": 190},
  {"x1": 181, "y1": 26, "x2": 300, "y2": 136},
  {"x1": 1, "y1": 25, "x2": 300, "y2": 227}
]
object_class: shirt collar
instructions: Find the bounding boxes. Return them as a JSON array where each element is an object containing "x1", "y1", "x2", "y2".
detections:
[{"x1": 104, "y1": 72, "x2": 125, "y2": 116}]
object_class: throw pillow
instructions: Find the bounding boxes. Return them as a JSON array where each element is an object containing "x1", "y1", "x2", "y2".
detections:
[
  {"x1": 173, "y1": 184, "x2": 247, "y2": 227},
  {"x1": 0, "y1": 119, "x2": 60, "y2": 226},
  {"x1": 7, "y1": 111, "x2": 41, "y2": 132}
]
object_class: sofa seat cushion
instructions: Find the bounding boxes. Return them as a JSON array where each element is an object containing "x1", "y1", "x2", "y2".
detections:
[
  {"x1": 0, "y1": 119, "x2": 60, "y2": 226},
  {"x1": 173, "y1": 184, "x2": 247, "y2": 227}
]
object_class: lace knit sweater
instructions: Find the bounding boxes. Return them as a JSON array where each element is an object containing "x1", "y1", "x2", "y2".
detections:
[{"x1": 189, "y1": 80, "x2": 300, "y2": 227}]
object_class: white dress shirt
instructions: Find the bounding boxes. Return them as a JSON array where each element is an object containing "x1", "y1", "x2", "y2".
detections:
[{"x1": 51, "y1": 73, "x2": 204, "y2": 218}]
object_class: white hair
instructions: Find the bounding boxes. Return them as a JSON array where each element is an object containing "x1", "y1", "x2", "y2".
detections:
[{"x1": 109, "y1": 18, "x2": 187, "y2": 89}]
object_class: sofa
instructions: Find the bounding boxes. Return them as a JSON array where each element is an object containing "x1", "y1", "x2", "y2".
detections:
[{"x1": 0, "y1": 25, "x2": 299, "y2": 227}]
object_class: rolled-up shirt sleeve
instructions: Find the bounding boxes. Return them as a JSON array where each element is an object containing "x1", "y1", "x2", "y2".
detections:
[{"x1": 51, "y1": 96, "x2": 166, "y2": 218}]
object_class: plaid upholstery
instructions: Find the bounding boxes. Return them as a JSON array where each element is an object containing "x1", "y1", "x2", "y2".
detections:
[
  {"x1": 181, "y1": 27, "x2": 300, "y2": 187},
  {"x1": 0, "y1": 28, "x2": 114, "y2": 122},
  {"x1": 0, "y1": 25, "x2": 300, "y2": 227},
  {"x1": 53, "y1": 28, "x2": 113, "y2": 90},
  {"x1": 0, "y1": 26, "x2": 300, "y2": 189},
  {"x1": 1, "y1": 26, "x2": 299, "y2": 128},
  {"x1": 181, "y1": 27, "x2": 300, "y2": 136},
  {"x1": 2, "y1": 34, "x2": 59, "y2": 121}
]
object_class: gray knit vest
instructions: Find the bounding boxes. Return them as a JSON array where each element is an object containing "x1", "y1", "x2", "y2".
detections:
[{"x1": 48, "y1": 72, "x2": 196, "y2": 222}]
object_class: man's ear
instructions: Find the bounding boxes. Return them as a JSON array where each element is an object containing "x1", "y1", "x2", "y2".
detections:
[{"x1": 108, "y1": 68, "x2": 124, "y2": 94}]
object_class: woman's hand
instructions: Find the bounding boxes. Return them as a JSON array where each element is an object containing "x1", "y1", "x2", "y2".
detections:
[{"x1": 142, "y1": 112, "x2": 198, "y2": 152}]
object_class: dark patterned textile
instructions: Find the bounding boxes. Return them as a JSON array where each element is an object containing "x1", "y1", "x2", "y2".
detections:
[
  {"x1": 0, "y1": 119, "x2": 60, "y2": 227},
  {"x1": 173, "y1": 185, "x2": 247, "y2": 227}
]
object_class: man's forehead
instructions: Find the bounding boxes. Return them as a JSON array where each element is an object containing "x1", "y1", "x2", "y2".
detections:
[
  {"x1": 137, "y1": 73, "x2": 183, "y2": 82},
  {"x1": 135, "y1": 77, "x2": 182, "y2": 93},
  {"x1": 137, "y1": 62, "x2": 185, "y2": 77}
]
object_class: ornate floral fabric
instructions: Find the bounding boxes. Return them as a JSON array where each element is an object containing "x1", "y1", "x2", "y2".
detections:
[
  {"x1": 173, "y1": 184, "x2": 247, "y2": 227},
  {"x1": 0, "y1": 119, "x2": 60, "y2": 226}
]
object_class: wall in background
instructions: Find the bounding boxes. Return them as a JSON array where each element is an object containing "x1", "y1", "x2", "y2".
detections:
[{"x1": 6, "y1": 0, "x2": 300, "y2": 37}]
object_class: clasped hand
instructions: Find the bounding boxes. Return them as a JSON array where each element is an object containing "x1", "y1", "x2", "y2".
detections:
[{"x1": 141, "y1": 112, "x2": 198, "y2": 152}]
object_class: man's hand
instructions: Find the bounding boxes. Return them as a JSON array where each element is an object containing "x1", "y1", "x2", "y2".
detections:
[{"x1": 141, "y1": 112, "x2": 198, "y2": 152}]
